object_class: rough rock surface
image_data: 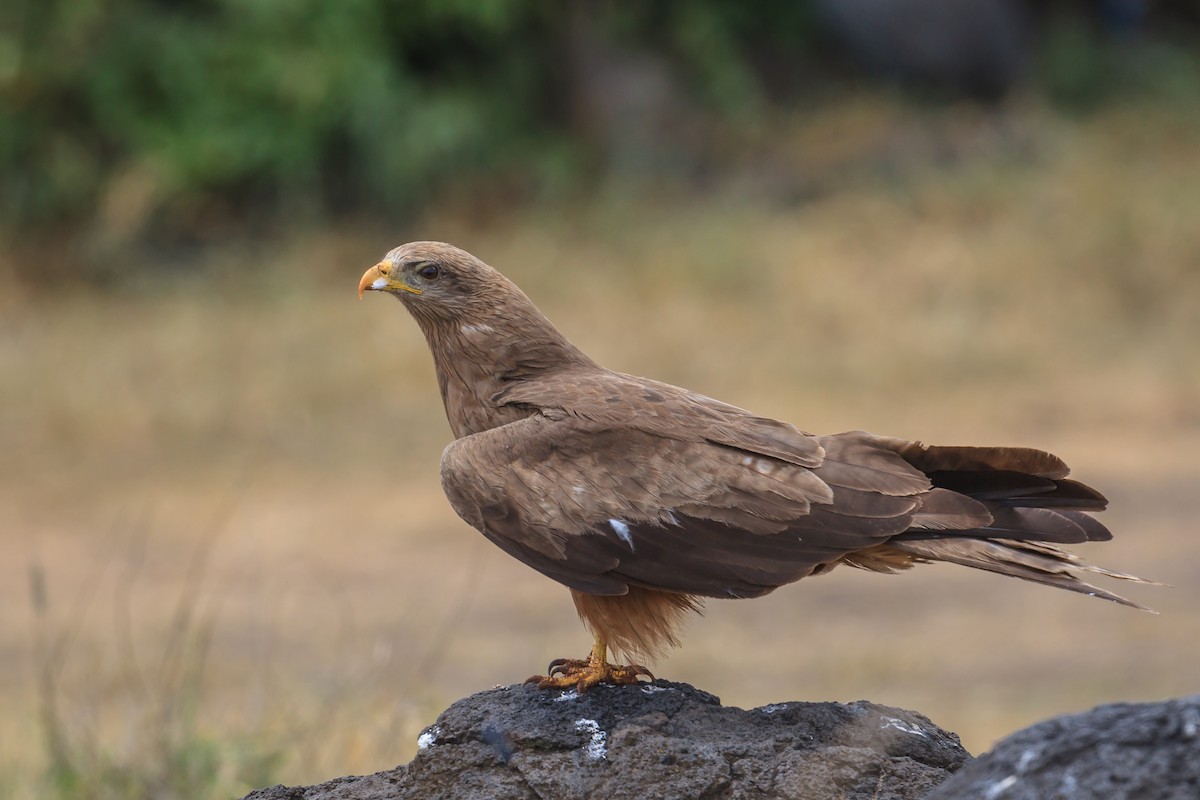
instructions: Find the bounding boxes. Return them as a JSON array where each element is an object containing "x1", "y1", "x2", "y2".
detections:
[
  {"x1": 243, "y1": 680, "x2": 968, "y2": 800},
  {"x1": 927, "y1": 694, "x2": 1200, "y2": 800}
]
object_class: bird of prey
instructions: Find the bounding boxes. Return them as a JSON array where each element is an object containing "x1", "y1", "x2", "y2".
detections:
[{"x1": 358, "y1": 241, "x2": 1153, "y2": 691}]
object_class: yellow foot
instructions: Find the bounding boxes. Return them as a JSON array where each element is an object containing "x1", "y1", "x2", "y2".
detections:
[{"x1": 525, "y1": 656, "x2": 654, "y2": 692}]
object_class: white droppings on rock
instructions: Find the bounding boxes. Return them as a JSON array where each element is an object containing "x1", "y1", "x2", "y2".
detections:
[
  {"x1": 760, "y1": 703, "x2": 791, "y2": 715},
  {"x1": 641, "y1": 685, "x2": 670, "y2": 695},
  {"x1": 1181, "y1": 706, "x2": 1199, "y2": 738},
  {"x1": 881, "y1": 717, "x2": 928, "y2": 738},
  {"x1": 983, "y1": 774, "x2": 1018, "y2": 799},
  {"x1": 575, "y1": 718, "x2": 607, "y2": 761},
  {"x1": 417, "y1": 725, "x2": 441, "y2": 750},
  {"x1": 554, "y1": 689, "x2": 579, "y2": 702}
]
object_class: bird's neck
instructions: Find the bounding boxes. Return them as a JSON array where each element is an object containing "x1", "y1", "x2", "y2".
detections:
[{"x1": 420, "y1": 303, "x2": 596, "y2": 439}]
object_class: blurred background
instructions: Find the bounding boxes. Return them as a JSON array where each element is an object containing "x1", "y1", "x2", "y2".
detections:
[{"x1": 3, "y1": 0, "x2": 1199, "y2": 797}]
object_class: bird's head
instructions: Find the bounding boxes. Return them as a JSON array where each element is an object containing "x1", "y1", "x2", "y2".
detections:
[
  {"x1": 359, "y1": 241, "x2": 510, "y2": 321},
  {"x1": 359, "y1": 241, "x2": 593, "y2": 382}
]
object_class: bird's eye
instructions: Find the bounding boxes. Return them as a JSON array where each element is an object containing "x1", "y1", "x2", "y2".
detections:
[{"x1": 417, "y1": 263, "x2": 440, "y2": 281}]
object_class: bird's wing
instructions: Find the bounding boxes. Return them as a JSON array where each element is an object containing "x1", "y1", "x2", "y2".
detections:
[
  {"x1": 439, "y1": 413, "x2": 964, "y2": 599},
  {"x1": 494, "y1": 369, "x2": 826, "y2": 467}
]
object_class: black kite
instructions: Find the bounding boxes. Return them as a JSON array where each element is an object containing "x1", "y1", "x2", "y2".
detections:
[{"x1": 359, "y1": 242, "x2": 1153, "y2": 690}]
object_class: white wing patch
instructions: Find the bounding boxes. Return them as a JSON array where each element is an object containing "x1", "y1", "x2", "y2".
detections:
[{"x1": 609, "y1": 519, "x2": 635, "y2": 552}]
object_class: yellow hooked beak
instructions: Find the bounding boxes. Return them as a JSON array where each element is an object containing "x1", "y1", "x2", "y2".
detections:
[{"x1": 358, "y1": 261, "x2": 424, "y2": 299}]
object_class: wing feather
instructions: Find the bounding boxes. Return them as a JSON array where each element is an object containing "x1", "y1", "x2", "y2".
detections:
[{"x1": 440, "y1": 415, "x2": 913, "y2": 598}]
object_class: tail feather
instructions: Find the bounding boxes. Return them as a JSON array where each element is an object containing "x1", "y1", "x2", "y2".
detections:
[
  {"x1": 993, "y1": 478, "x2": 1109, "y2": 510},
  {"x1": 880, "y1": 439, "x2": 1070, "y2": 478},
  {"x1": 899, "y1": 506, "x2": 1110, "y2": 544},
  {"x1": 1057, "y1": 509, "x2": 1114, "y2": 542},
  {"x1": 868, "y1": 439, "x2": 1159, "y2": 610},
  {"x1": 890, "y1": 537, "x2": 1159, "y2": 611},
  {"x1": 926, "y1": 470, "x2": 1108, "y2": 509}
]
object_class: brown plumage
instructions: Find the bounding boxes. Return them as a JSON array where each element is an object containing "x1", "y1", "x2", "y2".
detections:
[{"x1": 359, "y1": 241, "x2": 1155, "y2": 689}]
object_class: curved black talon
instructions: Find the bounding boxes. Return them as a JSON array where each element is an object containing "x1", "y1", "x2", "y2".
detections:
[
  {"x1": 547, "y1": 657, "x2": 590, "y2": 678},
  {"x1": 630, "y1": 664, "x2": 655, "y2": 682}
]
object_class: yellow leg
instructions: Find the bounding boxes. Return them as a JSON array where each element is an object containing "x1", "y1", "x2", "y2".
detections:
[{"x1": 525, "y1": 634, "x2": 654, "y2": 691}]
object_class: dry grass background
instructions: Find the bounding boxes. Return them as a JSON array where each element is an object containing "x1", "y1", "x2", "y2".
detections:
[{"x1": 2, "y1": 99, "x2": 1199, "y2": 798}]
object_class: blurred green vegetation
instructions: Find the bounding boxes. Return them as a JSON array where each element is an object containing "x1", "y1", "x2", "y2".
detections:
[
  {"x1": 3, "y1": 0, "x2": 1198, "y2": 273},
  {"x1": 0, "y1": 1, "x2": 818, "y2": 245}
]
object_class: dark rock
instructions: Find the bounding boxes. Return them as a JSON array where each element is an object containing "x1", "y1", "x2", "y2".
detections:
[
  {"x1": 927, "y1": 694, "x2": 1200, "y2": 800},
  {"x1": 243, "y1": 680, "x2": 969, "y2": 800}
]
